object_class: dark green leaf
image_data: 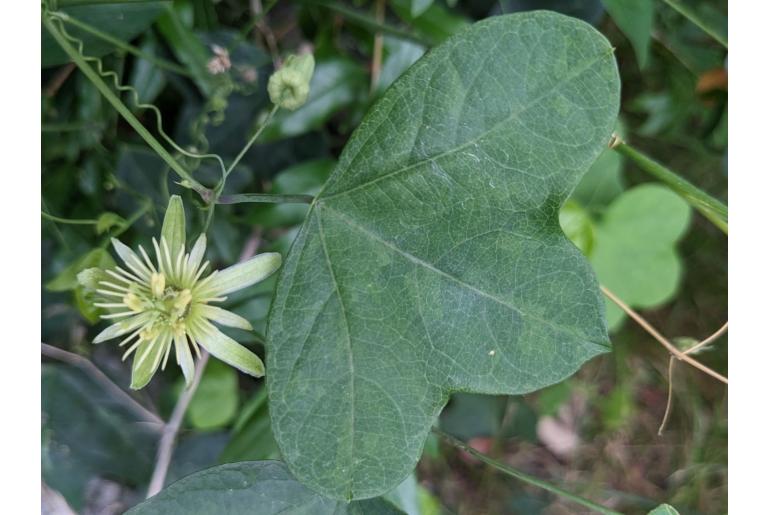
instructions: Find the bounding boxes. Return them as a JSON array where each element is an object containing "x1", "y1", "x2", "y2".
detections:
[
  {"x1": 602, "y1": 0, "x2": 654, "y2": 67},
  {"x1": 219, "y1": 388, "x2": 281, "y2": 463},
  {"x1": 46, "y1": 248, "x2": 115, "y2": 292},
  {"x1": 42, "y1": 2, "x2": 168, "y2": 68},
  {"x1": 267, "y1": 12, "x2": 619, "y2": 500},
  {"x1": 496, "y1": 0, "x2": 605, "y2": 25},
  {"x1": 390, "y1": 0, "x2": 470, "y2": 44},
  {"x1": 127, "y1": 461, "x2": 405, "y2": 514},
  {"x1": 42, "y1": 364, "x2": 159, "y2": 510},
  {"x1": 440, "y1": 393, "x2": 507, "y2": 440}
]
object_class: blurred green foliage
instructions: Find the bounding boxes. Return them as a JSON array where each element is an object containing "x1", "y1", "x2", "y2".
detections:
[{"x1": 42, "y1": 1, "x2": 727, "y2": 513}]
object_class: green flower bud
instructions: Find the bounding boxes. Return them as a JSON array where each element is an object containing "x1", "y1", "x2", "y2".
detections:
[{"x1": 268, "y1": 53, "x2": 315, "y2": 110}]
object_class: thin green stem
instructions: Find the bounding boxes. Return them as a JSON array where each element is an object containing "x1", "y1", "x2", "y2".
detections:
[
  {"x1": 217, "y1": 193, "x2": 315, "y2": 205},
  {"x1": 612, "y1": 139, "x2": 728, "y2": 234},
  {"x1": 57, "y1": 13, "x2": 192, "y2": 77},
  {"x1": 659, "y1": 0, "x2": 727, "y2": 48},
  {"x1": 41, "y1": 211, "x2": 98, "y2": 225},
  {"x1": 202, "y1": 105, "x2": 280, "y2": 233},
  {"x1": 225, "y1": 105, "x2": 280, "y2": 178},
  {"x1": 433, "y1": 428, "x2": 623, "y2": 515},
  {"x1": 43, "y1": 14, "x2": 210, "y2": 199}
]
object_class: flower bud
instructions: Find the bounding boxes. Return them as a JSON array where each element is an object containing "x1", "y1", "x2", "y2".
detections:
[{"x1": 267, "y1": 53, "x2": 315, "y2": 110}]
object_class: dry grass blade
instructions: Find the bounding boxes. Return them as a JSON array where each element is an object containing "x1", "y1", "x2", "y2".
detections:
[{"x1": 600, "y1": 286, "x2": 728, "y2": 384}]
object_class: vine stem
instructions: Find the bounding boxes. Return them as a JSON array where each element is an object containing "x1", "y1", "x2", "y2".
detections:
[
  {"x1": 217, "y1": 193, "x2": 314, "y2": 205},
  {"x1": 600, "y1": 285, "x2": 728, "y2": 384},
  {"x1": 658, "y1": 321, "x2": 728, "y2": 434},
  {"x1": 225, "y1": 105, "x2": 279, "y2": 178},
  {"x1": 146, "y1": 351, "x2": 209, "y2": 498},
  {"x1": 610, "y1": 137, "x2": 728, "y2": 234},
  {"x1": 41, "y1": 211, "x2": 98, "y2": 225},
  {"x1": 42, "y1": 13, "x2": 210, "y2": 199},
  {"x1": 432, "y1": 428, "x2": 623, "y2": 515}
]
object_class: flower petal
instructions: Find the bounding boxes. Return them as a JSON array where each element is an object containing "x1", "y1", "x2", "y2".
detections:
[
  {"x1": 196, "y1": 252, "x2": 281, "y2": 298},
  {"x1": 183, "y1": 234, "x2": 207, "y2": 287},
  {"x1": 112, "y1": 238, "x2": 152, "y2": 280},
  {"x1": 161, "y1": 195, "x2": 186, "y2": 259},
  {"x1": 175, "y1": 333, "x2": 195, "y2": 388},
  {"x1": 197, "y1": 304, "x2": 253, "y2": 331},
  {"x1": 93, "y1": 312, "x2": 153, "y2": 343},
  {"x1": 189, "y1": 320, "x2": 264, "y2": 378},
  {"x1": 130, "y1": 334, "x2": 168, "y2": 390}
]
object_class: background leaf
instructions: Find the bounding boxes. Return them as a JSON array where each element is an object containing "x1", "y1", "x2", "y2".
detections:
[
  {"x1": 267, "y1": 11, "x2": 620, "y2": 500},
  {"x1": 42, "y1": 2, "x2": 169, "y2": 68},
  {"x1": 42, "y1": 364, "x2": 159, "y2": 510},
  {"x1": 590, "y1": 184, "x2": 691, "y2": 329},
  {"x1": 601, "y1": 0, "x2": 654, "y2": 68},
  {"x1": 127, "y1": 461, "x2": 405, "y2": 514},
  {"x1": 185, "y1": 360, "x2": 239, "y2": 431}
]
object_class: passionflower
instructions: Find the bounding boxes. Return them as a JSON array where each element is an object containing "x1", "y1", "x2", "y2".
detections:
[{"x1": 78, "y1": 196, "x2": 281, "y2": 390}]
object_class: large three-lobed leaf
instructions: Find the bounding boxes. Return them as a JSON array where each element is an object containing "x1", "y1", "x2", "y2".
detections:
[{"x1": 267, "y1": 11, "x2": 620, "y2": 500}]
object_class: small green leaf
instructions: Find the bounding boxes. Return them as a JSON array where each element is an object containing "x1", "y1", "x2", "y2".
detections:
[
  {"x1": 47, "y1": 248, "x2": 115, "y2": 292},
  {"x1": 161, "y1": 195, "x2": 186, "y2": 258},
  {"x1": 648, "y1": 504, "x2": 681, "y2": 515},
  {"x1": 186, "y1": 360, "x2": 239, "y2": 430},
  {"x1": 219, "y1": 388, "x2": 281, "y2": 463},
  {"x1": 602, "y1": 0, "x2": 654, "y2": 68},
  {"x1": 560, "y1": 200, "x2": 596, "y2": 255},
  {"x1": 95, "y1": 212, "x2": 126, "y2": 235},
  {"x1": 126, "y1": 461, "x2": 406, "y2": 514},
  {"x1": 591, "y1": 184, "x2": 691, "y2": 330}
]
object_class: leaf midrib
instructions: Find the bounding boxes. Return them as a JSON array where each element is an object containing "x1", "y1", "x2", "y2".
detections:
[
  {"x1": 318, "y1": 203, "x2": 609, "y2": 351},
  {"x1": 314, "y1": 211, "x2": 357, "y2": 500}
]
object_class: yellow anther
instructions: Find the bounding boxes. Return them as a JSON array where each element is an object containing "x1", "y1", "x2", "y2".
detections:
[
  {"x1": 172, "y1": 320, "x2": 187, "y2": 337},
  {"x1": 139, "y1": 325, "x2": 159, "y2": 342},
  {"x1": 174, "y1": 289, "x2": 192, "y2": 311},
  {"x1": 151, "y1": 272, "x2": 166, "y2": 298},
  {"x1": 123, "y1": 293, "x2": 144, "y2": 312}
]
